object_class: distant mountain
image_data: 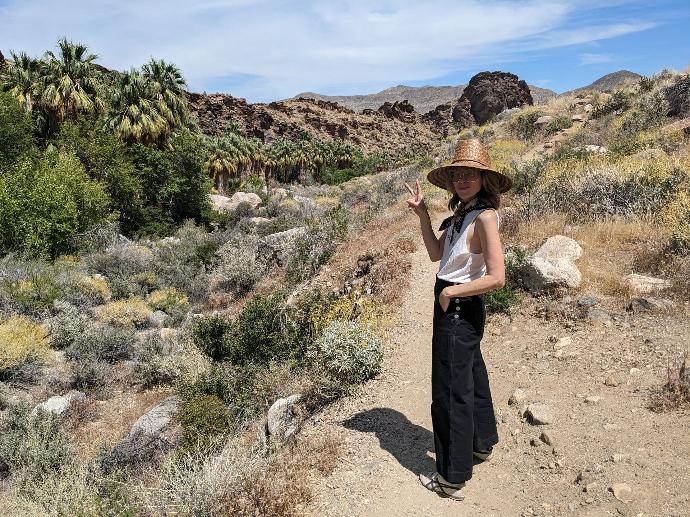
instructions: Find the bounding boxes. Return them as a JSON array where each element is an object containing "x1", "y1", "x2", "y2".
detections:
[
  {"x1": 291, "y1": 83, "x2": 557, "y2": 113},
  {"x1": 574, "y1": 70, "x2": 642, "y2": 93}
]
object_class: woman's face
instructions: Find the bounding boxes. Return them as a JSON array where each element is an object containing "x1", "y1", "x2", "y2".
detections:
[{"x1": 450, "y1": 167, "x2": 483, "y2": 201}]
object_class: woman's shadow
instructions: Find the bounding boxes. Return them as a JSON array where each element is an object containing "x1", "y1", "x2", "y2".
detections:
[{"x1": 341, "y1": 407, "x2": 437, "y2": 476}]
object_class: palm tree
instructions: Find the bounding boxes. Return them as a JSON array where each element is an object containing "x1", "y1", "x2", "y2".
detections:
[
  {"x1": 0, "y1": 52, "x2": 40, "y2": 111},
  {"x1": 39, "y1": 38, "x2": 103, "y2": 127},
  {"x1": 105, "y1": 70, "x2": 168, "y2": 145},
  {"x1": 141, "y1": 58, "x2": 188, "y2": 127}
]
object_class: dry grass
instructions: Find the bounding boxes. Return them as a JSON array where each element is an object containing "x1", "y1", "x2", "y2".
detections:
[
  {"x1": 503, "y1": 212, "x2": 568, "y2": 248},
  {"x1": 649, "y1": 352, "x2": 690, "y2": 412}
]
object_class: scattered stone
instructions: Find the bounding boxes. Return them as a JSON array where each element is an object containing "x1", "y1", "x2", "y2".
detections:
[
  {"x1": 31, "y1": 390, "x2": 86, "y2": 417},
  {"x1": 576, "y1": 296, "x2": 598, "y2": 307},
  {"x1": 585, "y1": 497, "x2": 594, "y2": 504},
  {"x1": 611, "y1": 453, "x2": 628, "y2": 463},
  {"x1": 524, "y1": 403, "x2": 553, "y2": 425},
  {"x1": 609, "y1": 483, "x2": 633, "y2": 502},
  {"x1": 629, "y1": 368, "x2": 641, "y2": 376},
  {"x1": 530, "y1": 437, "x2": 541, "y2": 447},
  {"x1": 535, "y1": 115, "x2": 553, "y2": 126},
  {"x1": 509, "y1": 388, "x2": 527, "y2": 406},
  {"x1": 604, "y1": 423, "x2": 618, "y2": 431},
  {"x1": 571, "y1": 114, "x2": 585, "y2": 122},
  {"x1": 623, "y1": 273, "x2": 671, "y2": 294},
  {"x1": 626, "y1": 297, "x2": 674, "y2": 313},
  {"x1": 553, "y1": 337, "x2": 572, "y2": 350},
  {"x1": 512, "y1": 428, "x2": 522, "y2": 436},
  {"x1": 587, "y1": 307, "x2": 612, "y2": 327},
  {"x1": 604, "y1": 374, "x2": 621, "y2": 386},
  {"x1": 584, "y1": 395, "x2": 601, "y2": 404},
  {"x1": 584, "y1": 103, "x2": 593, "y2": 112},
  {"x1": 539, "y1": 431, "x2": 554, "y2": 445},
  {"x1": 584, "y1": 482, "x2": 598, "y2": 492},
  {"x1": 266, "y1": 394, "x2": 303, "y2": 442}
]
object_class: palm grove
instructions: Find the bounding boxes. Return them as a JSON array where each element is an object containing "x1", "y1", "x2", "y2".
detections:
[{"x1": 0, "y1": 38, "x2": 369, "y2": 258}]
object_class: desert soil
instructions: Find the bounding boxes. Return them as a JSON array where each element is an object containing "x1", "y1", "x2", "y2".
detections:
[{"x1": 298, "y1": 216, "x2": 690, "y2": 517}]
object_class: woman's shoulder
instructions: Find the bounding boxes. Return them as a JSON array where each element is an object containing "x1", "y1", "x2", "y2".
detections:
[{"x1": 474, "y1": 208, "x2": 499, "y2": 226}]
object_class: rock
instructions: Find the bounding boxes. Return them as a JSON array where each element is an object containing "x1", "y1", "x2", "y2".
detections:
[
  {"x1": 524, "y1": 403, "x2": 553, "y2": 425},
  {"x1": 623, "y1": 273, "x2": 671, "y2": 294},
  {"x1": 534, "y1": 235, "x2": 583, "y2": 262},
  {"x1": 423, "y1": 98, "x2": 474, "y2": 137},
  {"x1": 576, "y1": 296, "x2": 598, "y2": 307},
  {"x1": 460, "y1": 71, "x2": 533, "y2": 125},
  {"x1": 629, "y1": 368, "x2": 641, "y2": 376},
  {"x1": 257, "y1": 227, "x2": 307, "y2": 267},
  {"x1": 573, "y1": 144, "x2": 608, "y2": 154},
  {"x1": 571, "y1": 114, "x2": 585, "y2": 122},
  {"x1": 148, "y1": 310, "x2": 167, "y2": 328},
  {"x1": 609, "y1": 482, "x2": 632, "y2": 502},
  {"x1": 584, "y1": 395, "x2": 601, "y2": 404},
  {"x1": 626, "y1": 297, "x2": 674, "y2": 313},
  {"x1": 108, "y1": 396, "x2": 181, "y2": 467},
  {"x1": 540, "y1": 431, "x2": 554, "y2": 445},
  {"x1": 587, "y1": 307, "x2": 612, "y2": 327},
  {"x1": 271, "y1": 187, "x2": 289, "y2": 201},
  {"x1": 377, "y1": 100, "x2": 416, "y2": 122},
  {"x1": 535, "y1": 115, "x2": 553, "y2": 126},
  {"x1": 584, "y1": 103, "x2": 593, "y2": 112},
  {"x1": 509, "y1": 388, "x2": 527, "y2": 405},
  {"x1": 266, "y1": 394, "x2": 303, "y2": 442},
  {"x1": 247, "y1": 217, "x2": 271, "y2": 225},
  {"x1": 522, "y1": 256, "x2": 582, "y2": 291},
  {"x1": 209, "y1": 192, "x2": 262, "y2": 213},
  {"x1": 31, "y1": 390, "x2": 86, "y2": 417},
  {"x1": 604, "y1": 374, "x2": 621, "y2": 387},
  {"x1": 576, "y1": 463, "x2": 604, "y2": 484},
  {"x1": 530, "y1": 437, "x2": 541, "y2": 447},
  {"x1": 553, "y1": 336, "x2": 572, "y2": 350},
  {"x1": 584, "y1": 482, "x2": 598, "y2": 492}
]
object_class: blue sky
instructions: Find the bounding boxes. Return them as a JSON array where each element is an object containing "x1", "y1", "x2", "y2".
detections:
[{"x1": 1, "y1": 0, "x2": 688, "y2": 103}]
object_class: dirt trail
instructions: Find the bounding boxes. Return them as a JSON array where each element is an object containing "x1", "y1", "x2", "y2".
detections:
[{"x1": 299, "y1": 216, "x2": 690, "y2": 517}]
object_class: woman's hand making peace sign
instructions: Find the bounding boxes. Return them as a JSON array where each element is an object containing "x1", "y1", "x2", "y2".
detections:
[{"x1": 404, "y1": 179, "x2": 428, "y2": 218}]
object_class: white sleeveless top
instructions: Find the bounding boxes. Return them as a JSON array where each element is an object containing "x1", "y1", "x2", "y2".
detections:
[{"x1": 437, "y1": 208, "x2": 498, "y2": 283}]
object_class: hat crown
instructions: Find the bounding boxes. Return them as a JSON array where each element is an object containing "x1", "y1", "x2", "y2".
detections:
[{"x1": 451, "y1": 138, "x2": 491, "y2": 168}]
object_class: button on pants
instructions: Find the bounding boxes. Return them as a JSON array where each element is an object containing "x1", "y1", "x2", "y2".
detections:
[{"x1": 430, "y1": 276, "x2": 499, "y2": 484}]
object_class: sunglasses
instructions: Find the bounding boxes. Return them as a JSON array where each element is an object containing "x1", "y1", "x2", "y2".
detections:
[{"x1": 449, "y1": 169, "x2": 482, "y2": 182}]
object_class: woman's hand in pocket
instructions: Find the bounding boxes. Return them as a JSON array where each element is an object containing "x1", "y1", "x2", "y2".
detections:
[{"x1": 439, "y1": 288, "x2": 452, "y2": 312}]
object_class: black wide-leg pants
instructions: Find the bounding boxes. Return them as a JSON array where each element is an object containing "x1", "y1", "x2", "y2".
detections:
[{"x1": 431, "y1": 275, "x2": 499, "y2": 484}]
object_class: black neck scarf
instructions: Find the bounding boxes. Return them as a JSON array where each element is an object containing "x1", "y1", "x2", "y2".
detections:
[{"x1": 438, "y1": 199, "x2": 493, "y2": 246}]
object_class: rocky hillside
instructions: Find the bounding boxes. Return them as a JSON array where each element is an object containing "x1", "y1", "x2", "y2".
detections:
[
  {"x1": 573, "y1": 70, "x2": 642, "y2": 93},
  {"x1": 292, "y1": 83, "x2": 556, "y2": 112},
  {"x1": 188, "y1": 71, "x2": 537, "y2": 155}
]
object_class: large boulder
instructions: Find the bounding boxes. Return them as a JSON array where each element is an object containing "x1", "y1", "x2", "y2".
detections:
[
  {"x1": 257, "y1": 227, "x2": 307, "y2": 267},
  {"x1": 209, "y1": 192, "x2": 262, "y2": 213},
  {"x1": 31, "y1": 390, "x2": 86, "y2": 417},
  {"x1": 461, "y1": 71, "x2": 533, "y2": 124},
  {"x1": 266, "y1": 394, "x2": 303, "y2": 442},
  {"x1": 107, "y1": 396, "x2": 181, "y2": 467},
  {"x1": 522, "y1": 257, "x2": 582, "y2": 291},
  {"x1": 533, "y1": 235, "x2": 583, "y2": 262}
]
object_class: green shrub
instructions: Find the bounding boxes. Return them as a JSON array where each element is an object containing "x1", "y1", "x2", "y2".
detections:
[
  {"x1": 3, "y1": 270, "x2": 63, "y2": 316},
  {"x1": 511, "y1": 108, "x2": 544, "y2": 139},
  {"x1": 179, "y1": 394, "x2": 233, "y2": 452},
  {"x1": 0, "y1": 91, "x2": 35, "y2": 167},
  {"x1": 592, "y1": 89, "x2": 633, "y2": 118},
  {"x1": 308, "y1": 320, "x2": 383, "y2": 386},
  {"x1": 0, "y1": 404, "x2": 73, "y2": 487},
  {"x1": 0, "y1": 150, "x2": 110, "y2": 258},
  {"x1": 484, "y1": 245, "x2": 528, "y2": 314},
  {"x1": 191, "y1": 314, "x2": 235, "y2": 362},
  {"x1": 212, "y1": 233, "x2": 267, "y2": 297},
  {"x1": 544, "y1": 115, "x2": 572, "y2": 136}
]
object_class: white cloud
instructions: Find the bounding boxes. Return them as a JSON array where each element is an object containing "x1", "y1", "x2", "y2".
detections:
[
  {"x1": 579, "y1": 52, "x2": 614, "y2": 65},
  {"x1": 0, "y1": 0, "x2": 656, "y2": 101}
]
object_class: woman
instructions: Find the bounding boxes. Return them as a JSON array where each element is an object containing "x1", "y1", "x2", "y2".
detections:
[{"x1": 403, "y1": 138, "x2": 512, "y2": 501}]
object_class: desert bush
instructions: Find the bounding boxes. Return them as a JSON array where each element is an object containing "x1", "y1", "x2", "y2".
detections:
[
  {"x1": 70, "y1": 274, "x2": 112, "y2": 306},
  {"x1": 544, "y1": 115, "x2": 572, "y2": 136},
  {"x1": 0, "y1": 316, "x2": 49, "y2": 382},
  {"x1": 2, "y1": 270, "x2": 64, "y2": 317},
  {"x1": 665, "y1": 73, "x2": 690, "y2": 117},
  {"x1": 511, "y1": 107, "x2": 544, "y2": 139},
  {"x1": 211, "y1": 233, "x2": 267, "y2": 297},
  {"x1": 0, "y1": 92, "x2": 35, "y2": 167},
  {"x1": 487, "y1": 140, "x2": 527, "y2": 172},
  {"x1": 665, "y1": 192, "x2": 690, "y2": 253},
  {"x1": 591, "y1": 88, "x2": 633, "y2": 118},
  {"x1": 0, "y1": 404, "x2": 73, "y2": 488},
  {"x1": 308, "y1": 287, "x2": 386, "y2": 338},
  {"x1": 178, "y1": 394, "x2": 233, "y2": 452},
  {"x1": 69, "y1": 360, "x2": 109, "y2": 391},
  {"x1": 134, "y1": 329, "x2": 208, "y2": 388},
  {"x1": 147, "y1": 288, "x2": 189, "y2": 325},
  {"x1": 484, "y1": 245, "x2": 529, "y2": 314},
  {"x1": 45, "y1": 301, "x2": 91, "y2": 350},
  {"x1": 85, "y1": 242, "x2": 156, "y2": 299},
  {"x1": 285, "y1": 206, "x2": 348, "y2": 284},
  {"x1": 649, "y1": 352, "x2": 690, "y2": 411},
  {"x1": 60, "y1": 316, "x2": 135, "y2": 364},
  {"x1": 191, "y1": 313, "x2": 236, "y2": 362},
  {"x1": 93, "y1": 297, "x2": 152, "y2": 328},
  {"x1": 307, "y1": 320, "x2": 383, "y2": 387}
]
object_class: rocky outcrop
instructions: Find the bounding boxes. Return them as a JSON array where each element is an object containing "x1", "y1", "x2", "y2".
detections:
[
  {"x1": 209, "y1": 192, "x2": 262, "y2": 213},
  {"x1": 423, "y1": 98, "x2": 474, "y2": 137},
  {"x1": 377, "y1": 100, "x2": 415, "y2": 122},
  {"x1": 257, "y1": 227, "x2": 307, "y2": 267},
  {"x1": 460, "y1": 71, "x2": 533, "y2": 125}
]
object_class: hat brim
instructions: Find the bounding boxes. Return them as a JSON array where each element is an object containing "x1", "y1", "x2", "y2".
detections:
[{"x1": 426, "y1": 162, "x2": 513, "y2": 194}]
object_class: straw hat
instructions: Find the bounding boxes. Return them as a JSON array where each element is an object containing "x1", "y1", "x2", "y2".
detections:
[{"x1": 427, "y1": 138, "x2": 512, "y2": 193}]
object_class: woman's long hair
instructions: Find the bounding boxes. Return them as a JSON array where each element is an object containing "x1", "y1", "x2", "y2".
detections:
[{"x1": 447, "y1": 170, "x2": 502, "y2": 213}]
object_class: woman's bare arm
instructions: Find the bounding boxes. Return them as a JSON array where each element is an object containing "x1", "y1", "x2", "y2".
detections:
[{"x1": 439, "y1": 210, "x2": 505, "y2": 305}]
